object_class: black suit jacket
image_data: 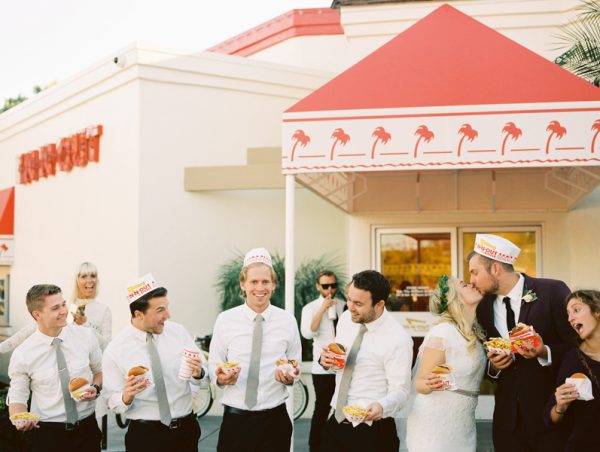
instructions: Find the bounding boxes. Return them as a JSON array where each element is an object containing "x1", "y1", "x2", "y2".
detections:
[{"x1": 476, "y1": 274, "x2": 576, "y2": 433}]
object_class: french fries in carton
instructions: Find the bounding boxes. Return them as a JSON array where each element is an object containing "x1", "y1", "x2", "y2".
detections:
[
  {"x1": 342, "y1": 405, "x2": 372, "y2": 427},
  {"x1": 275, "y1": 358, "x2": 300, "y2": 380},
  {"x1": 509, "y1": 323, "x2": 541, "y2": 354},
  {"x1": 484, "y1": 337, "x2": 513, "y2": 356},
  {"x1": 10, "y1": 412, "x2": 41, "y2": 428}
]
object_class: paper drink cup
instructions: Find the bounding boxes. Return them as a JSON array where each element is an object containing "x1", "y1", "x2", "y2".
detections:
[{"x1": 179, "y1": 348, "x2": 200, "y2": 380}]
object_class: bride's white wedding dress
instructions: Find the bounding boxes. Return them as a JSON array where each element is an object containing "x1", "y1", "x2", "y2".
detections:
[{"x1": 406, "y1": 322, "x2": 485, "y2": 452}]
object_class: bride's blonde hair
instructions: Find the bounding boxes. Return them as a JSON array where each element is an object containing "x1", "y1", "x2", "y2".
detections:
[{"x1": 429, "y1": 276, "x2": 485, "y2": 352}]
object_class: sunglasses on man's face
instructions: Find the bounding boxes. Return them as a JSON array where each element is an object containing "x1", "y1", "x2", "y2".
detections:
[{"x1": 320, "y1": 283, "x2": 337, "y2": 290}]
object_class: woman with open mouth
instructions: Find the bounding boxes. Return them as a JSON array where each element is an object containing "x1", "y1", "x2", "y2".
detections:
[{"x1": 545, "y1": 290, "x2": 600, "y2": 451}]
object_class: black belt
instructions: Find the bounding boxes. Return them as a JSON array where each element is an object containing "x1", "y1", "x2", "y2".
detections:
[
  {"x1": 38, "y1": 413, "x2": 96, "y2": 431},
  {"x1": 224, "y1": 403, "x2": 286, "y2": 417},
  {"x1": 130, "y1": 412, "x2": 195, "y2": 430}
]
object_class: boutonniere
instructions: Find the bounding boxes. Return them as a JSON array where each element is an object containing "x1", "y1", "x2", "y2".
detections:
[{"x1": 521, "y1": 289, "x2": 538, "y2": 304}]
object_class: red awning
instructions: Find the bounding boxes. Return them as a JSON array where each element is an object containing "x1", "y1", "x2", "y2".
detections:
[
  {"x1": 0, "y1": 187, "x2": 15, "y2": 235},
  {"x1": 282, "y1": 4, "x2": 600, "y2": 175}
]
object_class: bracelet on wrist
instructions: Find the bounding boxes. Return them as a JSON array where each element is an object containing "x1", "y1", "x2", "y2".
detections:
[{"x1": 554, "y1": 405, "x2": 566, "y2": 415}]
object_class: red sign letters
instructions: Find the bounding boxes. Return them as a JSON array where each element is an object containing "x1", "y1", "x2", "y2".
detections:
[{"x1": 18, "y1": 125, "x2": 103, "y2": 184}]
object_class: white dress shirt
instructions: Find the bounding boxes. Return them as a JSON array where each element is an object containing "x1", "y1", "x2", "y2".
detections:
[
  {"x1": 208, "y1": 303, "x2": 302, "y2": 411},
  {"x1": 493, "y1": 273, "x2": 550, "y2": 366},
  {"x1": 7, "y1": 325, "x2": 102, "y2": 422},
  {"x1": 301, "y1": 296, "x2": 346, "y2": 374},
  {"x1": 329, "y1": 309, "x2": 413, "y2": 419},
  {"x1": 102, "y1": 321, "x2": 206, "y2": 420}
]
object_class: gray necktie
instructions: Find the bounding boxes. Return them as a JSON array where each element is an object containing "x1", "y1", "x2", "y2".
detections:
[
  {"x1": 52, "y1": 338, "x2": 79, "y2": 424},
  {"x1": 335, "y1": 324, "x2": 368, "y2": 422},
  {"x1": 245, "y1": 314, "x2": 264, "y2": 409},
  {"x1": 146, "y1": 332, "x2": 172, "y2": 426}
]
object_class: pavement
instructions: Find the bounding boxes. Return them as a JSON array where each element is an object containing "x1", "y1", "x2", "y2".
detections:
[{"x1": 104, "y1": 413, "x2": 495, "y2": 451}]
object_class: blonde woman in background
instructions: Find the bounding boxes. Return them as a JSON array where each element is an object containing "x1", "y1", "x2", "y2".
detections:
[
  {"x1": 0, "y1": 262, "x2": 112, "y2": 353},
  {"x1": 406, "y1": 275, "x2": 486, "y2": 452}
]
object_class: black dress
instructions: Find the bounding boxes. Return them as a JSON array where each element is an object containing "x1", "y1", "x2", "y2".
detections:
[{"x1": 544, "y1": 348, "x2": 600, "y2": 451}]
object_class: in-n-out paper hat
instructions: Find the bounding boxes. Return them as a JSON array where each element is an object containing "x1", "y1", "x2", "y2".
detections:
[
  {"x1": 473, "y1": 234, "x2": 521, "y2": 265},
  {"x1": 243, "y1": 247, "x2": 273, "y2": 268},
  {"x1": 126, "y1": 273, "x2": 159, "y2": 303}
]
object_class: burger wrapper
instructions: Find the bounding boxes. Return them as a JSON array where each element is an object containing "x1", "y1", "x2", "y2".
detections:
[
  {"x1": 70, "y1": 383, "x2": 92, "y2": 401},
  {"x1": 439, "y1": 373, "x2": 457, "y2": 391},
  {"x1": 276, "y1": 363, "x2": 300, "y2": 381},
  {"x1": 566, "y1": 377, "x2": 594, "y2": 401},
  {"x1": 330, "y1": 353, "x2": 346, "y2": 371},
  {"x1": 509, "y1": 326, "x2": 541, "y2": 354}
]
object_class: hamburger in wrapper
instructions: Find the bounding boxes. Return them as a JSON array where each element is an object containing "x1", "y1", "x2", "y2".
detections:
[
  {"x1": 128, "y1": 365, "x2": 152, "y2": 387},
  {"x1": 431, "y1": 364, "x2": 456, "y2": 390},
  {"x1": 69, "y1": 376, "x2": 92, "y2": 401},
  {"x1": 275, "y1": 358, "x2": 300, "y2": 380},
  {"x1": 565, "y1": 372, "x2": 595, "y2": 401},
  {"x1": 509, "y1": 323, "x2": 541, "y2": 354},
  {"x1": 328, "y1": 343, "x2": 347, "y2": 370}
]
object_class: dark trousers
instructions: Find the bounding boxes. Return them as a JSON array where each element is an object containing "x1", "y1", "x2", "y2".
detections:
[
  {"x1": 493, "y1": 401, "x2": 566, "y2": 452},
  {"x1": 25, "y1": 414, "x2": 101, "y2": 452},
  {"x1": 217, "y1": 404, "x2": 292, "y2": 452},
  {"x1": 320, "y1": 414, "x2": 399, "y2": 452},
  {"x1": 125, "y1": 413, "x2": 201, "y2": 452},
  {"x1": 309, "y1": 374, "x2": 336, "y2": 452}
]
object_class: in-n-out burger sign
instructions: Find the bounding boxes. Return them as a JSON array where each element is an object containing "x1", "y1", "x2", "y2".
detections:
[{"x1": 18, "y1": 125, "x2": 103, "y2": 184}]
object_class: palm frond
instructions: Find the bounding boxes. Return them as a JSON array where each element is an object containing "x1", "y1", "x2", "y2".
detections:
[{"x1": 554, "y1": 1, "x2": 600, "y2": 87}]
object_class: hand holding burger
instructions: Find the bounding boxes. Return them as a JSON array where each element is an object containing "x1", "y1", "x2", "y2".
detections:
[
  {"x1": 553, "y1": 380, "x2": 579, "y2": 415},
  {"x1": 122, "y1": 366, "x2": 150, "y2": 405},
  {"x1": 425, "y1": 365, "x2": 452, "y2": 392}
]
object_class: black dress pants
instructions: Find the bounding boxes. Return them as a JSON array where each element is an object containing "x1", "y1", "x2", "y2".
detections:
[
  {"x1": 125, "y1": 413, "x2": 201, "y2": 452},
  {"x1": 309, "y1": 374, "x2": 336, "y2": 452},
  {"x1": 320, "y1": 414, "x2": 399, "y2": 452},
  {"x1": 217, "y1": 404, "x2": 292, "y2": 452},
  {"x1": 26, "y1": 414, "x2": 101, "y2": 452}
]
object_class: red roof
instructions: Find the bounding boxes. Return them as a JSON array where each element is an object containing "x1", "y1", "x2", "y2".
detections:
[
  {"x1": 209, "y1": 8, "x2": 343, "y2": 57},
  {"x1": 286, "y1": 4, "x2": 600, "y2": 113},
  {"x1": 0, "y1": 187, "x2": 15, "y2": 235}
]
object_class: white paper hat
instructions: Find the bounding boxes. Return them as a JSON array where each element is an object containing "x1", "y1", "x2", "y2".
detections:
[
  {"x1": 126, "y1": 273, "x2": 159, "y2": 303},
  {"x1": 243, "y1": 247, "x2": 273, "y2": 268},
  {"x1": 474, "y1": 234, "x2": 521, "y2": 265}
]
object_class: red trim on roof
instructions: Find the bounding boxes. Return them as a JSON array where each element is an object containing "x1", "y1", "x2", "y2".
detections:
[
  {"x1": 0, "y1": 187, "x2": 15, "y2": 235},
  {"x1": 286, "y1": 4, "x2": 600, "y2": 113},
  {"x1": 209, "y1": 8, "x2": 343, "y2": 57}
]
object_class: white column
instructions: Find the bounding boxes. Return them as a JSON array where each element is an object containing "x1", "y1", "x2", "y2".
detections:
[{"x1": 285, "y1": 174, "x2": 296, "y2": 451}]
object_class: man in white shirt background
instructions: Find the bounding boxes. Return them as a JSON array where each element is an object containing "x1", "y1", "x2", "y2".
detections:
[
  {"x1": 102, "y1": 274, "x2": 205, "y2": 452},
  {"x1": 320, "y1": 270, "x2": 413, "y2": 452},
  {"x1": 300, "y1": 270, "x2": 345, "y2": 452},
  {"x1": 209, "y1": 247, "x2": 301, "y2": 452},
  {"x1": 8, "y1": 284, "x2": 103, "y2": 452}
]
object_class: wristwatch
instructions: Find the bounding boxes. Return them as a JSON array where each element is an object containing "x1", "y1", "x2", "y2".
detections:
[
  {"x1": 193, "y1": 368, "x2": 206, "y2": 380},
  {"x1": 91, "y1": 384, "x2": 102, "y2": 397}
]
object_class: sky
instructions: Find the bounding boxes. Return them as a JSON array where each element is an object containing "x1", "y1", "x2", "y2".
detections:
[{"x1": 0, "y1": 0, "x2": 330, "y2": 102}]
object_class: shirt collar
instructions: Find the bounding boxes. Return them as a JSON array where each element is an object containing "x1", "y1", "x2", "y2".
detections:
[
  {"x1": 34, "y1": 325, "x2": 68, "y2": 346},
  {"x1": 243, "y1": 302, "x2": 273, "y2": 321},
  {"x1": 128, "y1": 322, "x2": 153, "y2": 342},
  {"x1": 364, "y1": 308, "x2": 388, "y2": 332},
  {"x1": 497, "y1": 273, "x2": 525, "y2": 303}
]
